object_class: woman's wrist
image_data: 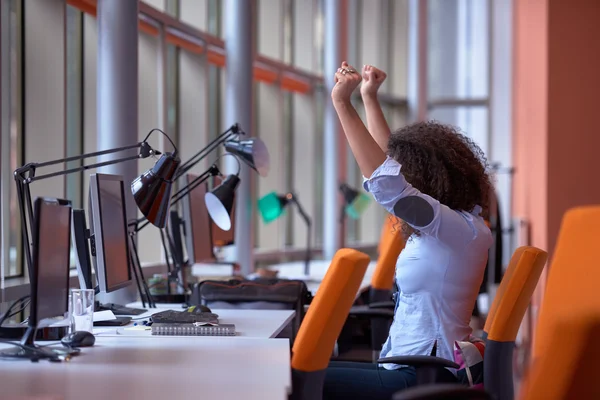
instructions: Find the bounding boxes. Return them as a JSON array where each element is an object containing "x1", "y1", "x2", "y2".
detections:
[
  {"x1": 362, "y1": 93, "x2": 380, "y2": 106},
  {"x1": 332, "y1": 98, "x2": 354, "y2": 110}
]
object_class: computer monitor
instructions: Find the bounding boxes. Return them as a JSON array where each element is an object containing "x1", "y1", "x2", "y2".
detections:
[
  {"x1": 169, "y1": 210, "x2": 186, "y2": 266},
  {"x1": 0, "y1": 197, "x2": 74, "y2": 359},
  {"x1": 71, "y1": 208, "x2": 95, "y2": 291},
  {"x1": 88, "y1": 173, "x2": 132, "y2": 293},
  {"x1": 210, "y1": 176, "x2": 235, "y2": 247},
  {"x1": 30, "y1": 197, "x2": 72, "y2": 329},
  {"x1": 181, "y1": 174, "x2": 214, "y2": 263}
]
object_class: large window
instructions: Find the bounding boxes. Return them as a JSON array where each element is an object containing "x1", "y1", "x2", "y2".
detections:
[
  {"x1": 1, "y1": 0, "x2": 23, "y2": 278},
  {"x1": 428, "y1": 0, "x2": 490, "y2": 154}
]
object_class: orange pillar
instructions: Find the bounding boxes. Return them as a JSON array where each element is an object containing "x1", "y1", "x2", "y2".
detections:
[
  {"x1": 513, "y1": 0, "x2": 600, "y2": 327},
  {"x1": 513, "y1": 0, "x2": 600, "y2": 257}
]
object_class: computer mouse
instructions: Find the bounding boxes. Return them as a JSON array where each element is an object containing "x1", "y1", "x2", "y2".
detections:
[
  {"x1": 61, "y1": 331, "x2": 96, "y2": 348},
  {"x1": 186, "y1": 305, "x2": 212, "y2": 314}
]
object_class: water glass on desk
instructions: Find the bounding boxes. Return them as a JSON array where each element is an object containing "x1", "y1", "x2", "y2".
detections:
[{"x1": 69, "y1": 289, "x2": 95, "y2": 333}]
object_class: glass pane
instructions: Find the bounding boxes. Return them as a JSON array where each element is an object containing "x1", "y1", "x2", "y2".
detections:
[
  {"x1": 429, "y1": 106, "x2": 489, "y2": 157},
  {"x1": 313, "y1": 0, "x2": 324, "y2": 75},
  {"x1": 428, "y1": 0, "x2": 489, "y2": 99},
  {"x1": 165, "y1": 0, "x2": 179, "y2": 16},
  {"x1": 207, "y1": 0, "x2": 220, "y2": 36},
  {"x1": 1, "y1": 0, "x2": 23, "y2": 278}
]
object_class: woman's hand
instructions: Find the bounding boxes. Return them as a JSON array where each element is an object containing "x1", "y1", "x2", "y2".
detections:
[
  {"x1": 360, "y1": 65, "x2": 387, "y2": 99},
  {"x1": 331, "y1": 61, "x2": 362, "y2": 105}
]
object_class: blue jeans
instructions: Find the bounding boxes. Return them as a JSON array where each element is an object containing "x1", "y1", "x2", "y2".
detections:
[{"x1": 323, "y1": 361, "x2": 417, "y2": 400}]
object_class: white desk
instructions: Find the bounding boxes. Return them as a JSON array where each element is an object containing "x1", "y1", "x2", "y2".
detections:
[
  {"x1": 267, "y1": 260, "x2": 377, "y2": 294},
  {"x1": 94, "y1": 303, "x2": 295, "y2": 339},
  {"x1": 0, "y1": 336, "x2": 291, "y2": 400}
]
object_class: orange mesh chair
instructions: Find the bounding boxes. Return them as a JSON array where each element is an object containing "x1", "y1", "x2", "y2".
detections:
[
  {"x1": 518, "y1": 311, "x2": 600, "y2": 400},
  {"x1": 290, "y1": 248, "x2": 370, "y2": 400},
  {"x1": 531, "y1": 206, "x2": 600, "y2": 360},
  {"x1": 390, "y1": 312, "x2": 600, "y2": 400},
  {"x1": 383, "y1": 246, "x2": 547, "y2": 397},
  {"x1": 348, "y1": 215, "x2": 405, "y2": 360},
  {"x1": 371, "y1": 215, "x2": 406, "y2": 301}
]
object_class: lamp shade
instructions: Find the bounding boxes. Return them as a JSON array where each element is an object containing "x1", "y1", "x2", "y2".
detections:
[
  {"x1": 339, "y1": 183, "x2": 370, "y2": 220},
  {"x1": 205, "y1": 174, "x2": 240, "y2": 231},
  {"x1": 257, "y1": 192, "x2": 289, "y2": 224},
  {"x1": 131, "y1": 152, "x2": 180, "y2": 228},
  {"x1": 224, "y1": 137, "x2": 270, "y2": 177}
]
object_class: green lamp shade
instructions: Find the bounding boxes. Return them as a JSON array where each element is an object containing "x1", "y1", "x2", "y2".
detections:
[
  {"x1": 258, "y1": 191, "x2": 287, "y2": 224},
  {"x1": 345, "y1": 192, "x2": 371, "y2": 220}
]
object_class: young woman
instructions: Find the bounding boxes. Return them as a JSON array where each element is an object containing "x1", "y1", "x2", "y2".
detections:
[{"x1": 323, "y1": 63, "x2": 493, "y2": 399}]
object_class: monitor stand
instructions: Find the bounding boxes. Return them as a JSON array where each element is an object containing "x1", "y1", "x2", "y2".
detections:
[
  {"x1": 0, "y1": 326, "x2": 79, "y2": 362},
  {"x1": 95, "y1": 301, "x2": 147, "y2": 316}
]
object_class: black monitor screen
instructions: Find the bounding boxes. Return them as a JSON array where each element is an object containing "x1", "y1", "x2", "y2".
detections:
[
  {"x1": 33, "y1": 198, "x2": 72, "y2": 324},
  {"x1": 98, "y1": 177, "x2": 130, "y2": 290}
]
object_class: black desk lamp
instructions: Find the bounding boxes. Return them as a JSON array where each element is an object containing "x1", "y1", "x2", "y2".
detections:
[
  {"x1": 129, "y1": 153, "x2": 248, "y2": 306},
  {"x1": 257, "y1": 192, "x2": 312, "y2": 276},
  {"x1": 173, "y1": 123, "x2": 270, "y2": 180},
  {"x1": 13, "y1": 129, "x2": 180, "y2": 281}
]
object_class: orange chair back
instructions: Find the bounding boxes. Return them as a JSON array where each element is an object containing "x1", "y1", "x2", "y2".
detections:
[
  {"x1": 484, "y1": 246, "x2": 548, "y2": 342},
  {"x1": 519, "y1": 312, "x2": 600, "y2": 400},
  {"x1": 291, "y1": 248, "x2": 370, "y2": 372},
  {"x1": 532, "y1": 206, "x2": 600, "y2": 359},
  {"x1": 371, "y1": 216, "x2": 405, "y2": 291}
]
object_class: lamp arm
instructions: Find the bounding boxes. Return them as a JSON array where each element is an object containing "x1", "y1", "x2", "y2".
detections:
[
  {"x1": 14, "y1": 142, "x2": 155, "y2": 184},
  {"x1": 13, "y1": 140, "x2": 159, "y2": 278},
  {"x1": 290, "y1": 195, "x2": 312, "y2": 276},
  {"x1": 170, "y1": 165, "x2": 221, "y2": 205},
  {"x1": 174, "y1": 124, "x2": 242, "y2": 180}
]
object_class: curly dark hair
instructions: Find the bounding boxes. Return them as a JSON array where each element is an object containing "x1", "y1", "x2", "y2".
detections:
[{"x1": 386, "y1": 121, "x2": 492, "y2": 239}]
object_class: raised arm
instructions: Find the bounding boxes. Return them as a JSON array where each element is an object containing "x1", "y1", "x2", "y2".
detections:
[
  {"x1": 360, "y1": 65, "x2": 391, "y2": 152},
  {"x1": 332, "y1": 62, "x2": 386, "y2": 178}
]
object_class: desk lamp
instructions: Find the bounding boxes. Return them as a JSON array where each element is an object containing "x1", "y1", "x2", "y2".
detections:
[
  {"x1": 258, "y1": 192, "x2": 312, "y2": 276},
  {"x1": 339, "y1": 182, "x2": 371, "y2": 220},
  {"x1": 13, "y1": 128, "x2": 179, "y2": 280},
  {"x1": 130, "y1": 153, "x2": 252, "y2": 306}
]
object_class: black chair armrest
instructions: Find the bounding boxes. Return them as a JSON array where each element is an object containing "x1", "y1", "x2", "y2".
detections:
[
  {"x1": 377, "y1": 355, "x2": 460, "y2": 369},
  {"x1": 348, "y1": 305, "x2": 395, "y2": 318},
  {"x1": 392, "y1": 384, "x2": 492, "y2": 400},
  {"x1": 369, "y1": 300, "x2": 395, "y2": 309}
]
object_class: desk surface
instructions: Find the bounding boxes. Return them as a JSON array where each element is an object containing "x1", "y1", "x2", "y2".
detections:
[
  {"x1": 269, "y1": 260, "x2": 377, "y2": 293},
  {"x1": 0, "y1": 336, "x2": 291, "y2": 400},
  {"x1": 94, "y1": 304, "x2": 295, "y2": 339}
]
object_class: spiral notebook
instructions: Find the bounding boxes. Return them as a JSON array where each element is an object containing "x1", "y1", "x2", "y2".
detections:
[{"x1": 151, "y1": 322, "x2": 236, "y2": 336}]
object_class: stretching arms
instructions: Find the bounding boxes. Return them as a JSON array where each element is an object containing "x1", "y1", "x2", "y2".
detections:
[
  {"x1": 332, "y1": 62, "x2": 386, "y2": 178},
  {"x1": 360, "y1": 65, "x2": 392, "y2": 153}
]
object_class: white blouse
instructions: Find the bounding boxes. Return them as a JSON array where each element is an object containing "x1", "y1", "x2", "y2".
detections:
[{"x1": 363, "y1": 157, "x2": 492, "y2": 370}]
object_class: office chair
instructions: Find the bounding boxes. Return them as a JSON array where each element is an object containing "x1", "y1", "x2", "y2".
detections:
[
  {"x1": 392, "y1": 312, "x2": 600, "y2": 400},
  {"x1": 518, "y1": 311, "x2": 600, "y2": 400},
  {"x1": 290, "y1": 248, "x2": 370, "y2": 400},
  {"x1": 391, "y1": 205, "x2": 600, "y2": 399},
  {"x1": 347, "y1": 215, "x2": 405, "y2": 361},
  {"x1": 531, "y1": 206, "x2": 600, "y2": 360},
  {"x1": 381, "y1": 246, "x2": 547, "y2": 396}
]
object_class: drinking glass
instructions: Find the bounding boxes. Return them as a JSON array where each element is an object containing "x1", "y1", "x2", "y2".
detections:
[{"x1": 69, "y1": 289, "x2": 95, "y2": 333}]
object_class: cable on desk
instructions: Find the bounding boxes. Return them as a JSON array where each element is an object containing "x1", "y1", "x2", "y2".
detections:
[{"x1": 0, "y1": 295, "x2": 31, "y2": 326}]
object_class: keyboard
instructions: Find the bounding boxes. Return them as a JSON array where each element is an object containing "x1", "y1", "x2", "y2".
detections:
[
  {"x1": 98, "y1": 303, "x2": 147, "y2": 316},
  {"x1": 93, "y1": 316, "x2": 132, "y2": 327}
]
